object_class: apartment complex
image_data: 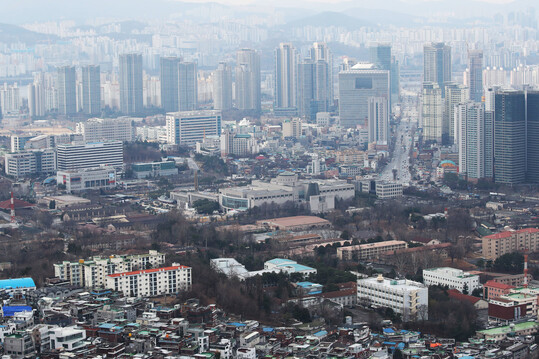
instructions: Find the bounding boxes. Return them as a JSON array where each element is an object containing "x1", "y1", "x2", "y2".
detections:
[
  {"x1": 482, "y1": 228, "x2": 539, "y2": 259},
  {"x1": 423, "y1": 267, "x2": 481, "y2": 293},
  {"x1": 53, "y1": 250, "x2": 166, "y2": 288},
  {"x1": 57, "y1": 166, "x2": 117, "y2": 192},
  {"x1": 357, "y1": 275, "x2": 428, "y2": 321},
  {"x1": 106, "y1": 264, "x2": 192, "y2": 297},
  {"x1": 337, "y1": 240, "x2": 407, "y2": 261}
]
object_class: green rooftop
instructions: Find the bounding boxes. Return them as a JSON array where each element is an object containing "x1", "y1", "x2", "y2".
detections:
[{"x1": 477, "y1": 321, "x2": 538, "y2": 336}]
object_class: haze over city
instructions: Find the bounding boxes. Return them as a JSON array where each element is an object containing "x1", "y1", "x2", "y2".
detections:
[{"x1": 0, "y1": 1, "x2": 538, "y2": 358}]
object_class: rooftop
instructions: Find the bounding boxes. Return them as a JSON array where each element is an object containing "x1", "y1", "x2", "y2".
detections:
[
  {"x1": 0, "y1": 277, "x2": 36, "y2": 290},
  {"x1": 484, "y1": 228, "x2": 539, "y2": 240},
  {"x1": 484, "y1": 280, "x2": 515, "y2": 290},
  {"x1": 477, "y1": 321, "x2": 538, "y2": 336},
  {"x1": 107, "y1": 265, "x2": 189, "y2": 278}
]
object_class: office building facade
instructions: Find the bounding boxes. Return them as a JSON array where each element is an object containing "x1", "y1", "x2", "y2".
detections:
[
  {"x1": 5, "y1": 149, "x2": 57, "y2": 177},
  {"x1": 75, "y1": 117, "x2": 134, "y2": 142},
  {"x1": 56, "y1": 141, "x2": 124, "y2": 170},
  {"x1": 57, "y1": 166, "x2": 117, "y2": 192},
  {"x1": 357, "y1": 275, "x2": 428, "y2": 321},
  {"x1": 119, "y1": 53, "x2": 143, "y2": 115},
  {"x1": 166, "y1": 110, "x2": 222, "y2": 146},
  {"x1": 468, "y1": 50, "x2": 484, "y2": 102},
  {"x1": 494, "y1": 91, "x2": 526, "y2": 184},
  {"x1": 338, "y1": 63, "x2": 390, "y2": 128},
  {"x1": 423, "y1": 267, "x2": 481, "y2": 293}
]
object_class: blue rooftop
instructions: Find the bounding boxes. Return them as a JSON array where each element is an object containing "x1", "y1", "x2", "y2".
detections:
[
  {"x1": 98, "y1": 323, "x2": 116, "y2": 329},
  {"x1": 297, "y1": 282, "x2": 321, "y2": 288},
  {"x1": 228, "y1": 322, "x2": 246, "y2": 327},
  {"x1": 313, "y1": 330, "x2": 327, "y2": 337},
  {"x1": 266, "y1": 258, "x2": 296, "y2": 266},
  {"x1": 383, "y1": 328, "x2": 395, "y2": 334},
  {"x1": 0, "y1": 278, "x2": 36, "y2": 290},
  {"x1": 263, "y1": 327, "x2": 274, "y2": 332},
  {"x1": 2, "y1": 306, "x2": 32, "y2": 317}
]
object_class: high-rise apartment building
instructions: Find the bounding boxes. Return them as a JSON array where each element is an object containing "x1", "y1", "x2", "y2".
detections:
[
  {"x1": 468, "y1": 50, "x2": 484, "y2": 103},
  {"x1": 57, "y1": 66, "x2": 77, "y2": 115},
  {"x1": 421, "y1": 82, "x2": 443, "y2": 143},
  {"x1": 338, "y1": 63, "x2": 390, "y2": 128},
  {"x1": 81, "y1": 65, "x2": 101, "y2": 116},
  {"x1": 235, "y1": 49, "x2": 261, "y2": 112},
  {"x1": 424, "y1": 42, "x2": 451, "y2": 97},
  {"x1": 56, "y1": 141, "x2": 124, "y2": 171},
  {"x1": 494, "y1": 91, "x2": 526, "y2": 184},
  {"x1": 29, "y1": 73, "x2": 46, "y2": 118},
  {"x1": 0, "y1": 83, "x2": 21, "y2": 116},
  {"x1": 166, "y1": 110, "x2": 222, "y2": 146},
  {"x1": 274, "y1": 43, "x2": 298, "y2": 113},
  {"x1": 310, "y1": 42, "x2": 333, "y2": 106},
  {"x1": 160, "y1": 57, "x2": 180, "y2": 112},
  {"x1": 178, "y1": 62, "x2": 198, "y2": 111},
  {"x1": 368, "y1": 97, "x2": 389, "y2": 144},
  {"x1": 297, "y1": 57, "x2": 331, "y2": 121},
  {"x1": 119, "y1": 53, "x2": 143, "y2": 115},
  {"x1": 456, "y1": 101, "x2": 493, "y2": 180},
  {"x1": 444, "y1": 82, "x2": 467, "y2": 145},
  {"x1": 213, "y1": 62, "x2": 233, "y2": 111}
]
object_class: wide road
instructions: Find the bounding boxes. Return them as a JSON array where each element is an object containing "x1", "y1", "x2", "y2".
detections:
[{"x1": 380, "y1": 118, "x2": 412, "y2": 185}]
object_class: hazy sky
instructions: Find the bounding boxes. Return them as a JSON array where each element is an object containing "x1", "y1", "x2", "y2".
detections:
[{"x1": 178, "y1": 0, "x2": 516, "y2": 5}]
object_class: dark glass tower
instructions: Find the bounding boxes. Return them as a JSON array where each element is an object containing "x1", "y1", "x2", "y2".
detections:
[
  {"x1": 527, "y1": 91, "x2": 539, "y2": 183},
  {"x1": 494, "y1": 91, "x2": 526, "y2": 184}
]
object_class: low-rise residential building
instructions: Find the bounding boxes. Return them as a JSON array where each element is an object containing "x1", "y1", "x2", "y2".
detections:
[
  {"x1": 4, "y1": 331, "x2": 34, "y2": 357},
  {"x1": 482, "y1": 228, "x2": 539, "y2": 259},
  {"x1": 106, "y1": 264, "x2": 192, "y2": 297},
  {"x1": 57, "y1": 166, "x2": 117, "y2": 192},
  {"x1": 49, "y1": 326, "x2": 87, "y2": 351},
  {"x1": 54, "y1": 250, "x2": 166, "y2": 287},
  {"x1": 476, "y1": 321, "x2": 538, "y2": 342},
  {"x1": 337, "y1": 240, "x2": 408, "y2": 261},
  {"x1": 423, "y1": 267, "x2": 481, "y2": 293},
  {"x1": 357, "y1": 274, "x2": 428, "y2": 321},
  {"x1": 132, "y1": 160, "x2": 179, "y2": 178}
]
